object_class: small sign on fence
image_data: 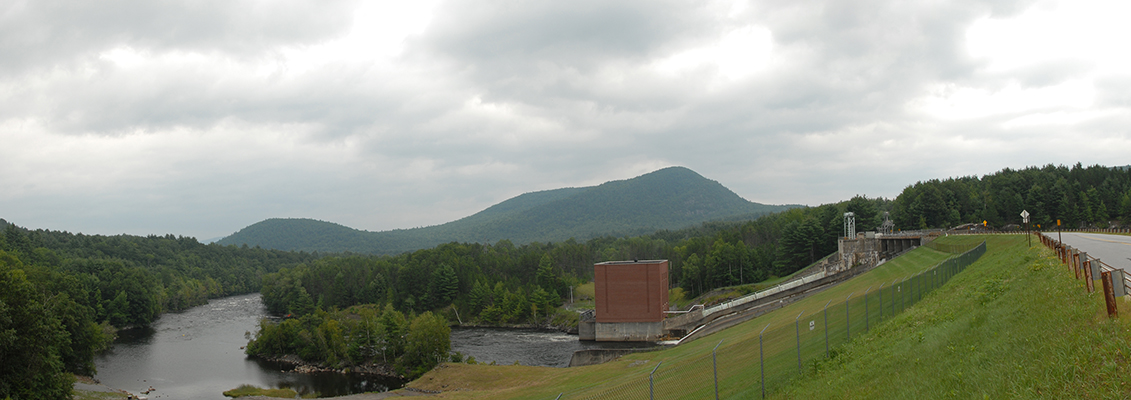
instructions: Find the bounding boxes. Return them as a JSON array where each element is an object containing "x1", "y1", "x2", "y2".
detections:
[{"x1": 809, "y1": 321, "x2": 815, "y2": 331}]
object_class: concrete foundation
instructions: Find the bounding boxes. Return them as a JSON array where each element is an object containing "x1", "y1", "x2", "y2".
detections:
[
  {"x1": 594, "y1": 321, "x2": 663, "y2": 342},
  {"x1": 569, "y1": 348, "x2": 655, "y2": 367},
  {"x1": 578, "y1": 320, "x2": 596, "y2": 341}
]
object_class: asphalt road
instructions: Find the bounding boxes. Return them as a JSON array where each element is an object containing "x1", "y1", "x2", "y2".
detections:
[{"x1": 1054, "y1": 232, "x2": 1131, "y2": 272}]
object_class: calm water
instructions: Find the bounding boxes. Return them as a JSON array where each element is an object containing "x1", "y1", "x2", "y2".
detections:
[
  {"x1": 94, "y1": 293, "x2": 399, "y2": 399},
  {"x1": 94, "y1": 294, "x2": 648, "y2": 399}
]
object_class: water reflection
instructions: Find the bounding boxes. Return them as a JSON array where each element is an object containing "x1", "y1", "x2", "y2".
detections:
[
  {"x1": 93, "y1": 294, "x2": 643, "y2": 399},
  {"x1": 94, "y1": 294, "x2": 401, "y2": 399}
]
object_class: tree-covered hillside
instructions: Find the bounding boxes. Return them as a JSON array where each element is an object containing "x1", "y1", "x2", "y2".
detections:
[
  {"x1": 256, "y1": 194, "x2": 890, "y2": 325},
  {"x1": 892, "y1": 164, "x2": 1131, "y2": 229},
  {"x1": 0, "y1": 219, "x2": 316, "y2": 399},
  {"x1": 219, "y1": 167, "x2": 796, "y2": 254}
]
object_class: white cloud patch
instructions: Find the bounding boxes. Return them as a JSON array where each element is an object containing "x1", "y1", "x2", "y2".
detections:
[{"x1": 653, "y1": 25, "x2": 774, "y2": 82}]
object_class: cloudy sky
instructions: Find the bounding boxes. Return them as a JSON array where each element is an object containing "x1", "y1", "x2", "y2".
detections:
[{"x1": 2, "y1": 0, "x2": 1128, "y2": 241}]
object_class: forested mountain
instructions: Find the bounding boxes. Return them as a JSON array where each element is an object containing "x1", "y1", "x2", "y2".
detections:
[
  {"x1": 891, "y1": 163, "x2": 1131, "y2": 229},
  {"x1": 219, "y1": 167, "x2": 796, "y2": 254}
]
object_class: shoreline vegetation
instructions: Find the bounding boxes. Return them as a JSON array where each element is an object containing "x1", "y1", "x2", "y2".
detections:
[
  {"x1": 244, "y1": 308, "x2": 454, "y2": 381},
  {"x1": 251, "y1": 353, "x2": 406, "y2": 380}
]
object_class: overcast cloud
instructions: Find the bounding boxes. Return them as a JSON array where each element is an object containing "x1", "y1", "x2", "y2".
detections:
[{"x1": 1, "y1": 0, "x2": 1128, "y2": 240}]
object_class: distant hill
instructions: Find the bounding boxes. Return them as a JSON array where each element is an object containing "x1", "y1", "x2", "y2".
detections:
[{"x1": 218, "y1": 166, "x2": 798, "y2": 254}]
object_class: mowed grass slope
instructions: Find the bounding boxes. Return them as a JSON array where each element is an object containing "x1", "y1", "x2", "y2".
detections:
[
  {"x1": 775, "y1": 234, "x2": 1131, "y2": 399},
  {"x1": 407, "y1": 235, "x2": 1131, "y2": 399},
  {"x1": 407, "y1": 239, "x2": 966, "y2": 399}
]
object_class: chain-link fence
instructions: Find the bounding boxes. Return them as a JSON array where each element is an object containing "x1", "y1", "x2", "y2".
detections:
[{"x1": 555, "y1": 240, "x2": 987, "y2": 400}]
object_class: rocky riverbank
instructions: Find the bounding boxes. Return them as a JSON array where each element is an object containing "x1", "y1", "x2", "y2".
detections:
[
  {"x1": 252, "y1": 354, "x2": 407, "y2": 382},
  {"x1": 454, "y1": 321, "x2": 578, "y2": 335}
]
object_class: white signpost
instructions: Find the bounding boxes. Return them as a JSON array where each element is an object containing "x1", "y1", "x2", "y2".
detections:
[{"x1": 1021, "y1": 210, "x2": 1030, "y2": 246}]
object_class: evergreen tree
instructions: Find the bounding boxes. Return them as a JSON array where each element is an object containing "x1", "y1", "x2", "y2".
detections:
[{"x1": 427, "y1": 264, "x2": 459, "y2": 309}]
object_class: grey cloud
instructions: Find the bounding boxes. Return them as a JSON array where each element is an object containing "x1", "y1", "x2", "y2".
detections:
[
  {"x1": 416, "y1": 0, "x2": 713, "y2": 69},
  {"x1": 2, "y1": 0, "x2": 1125, "y2": 241},
  {"x1": 0, "y1": 0, "x2": 359, "y2": 74}
]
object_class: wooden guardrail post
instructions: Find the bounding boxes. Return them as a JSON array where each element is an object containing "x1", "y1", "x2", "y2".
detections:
[
  {"x1": 1078, "y1": 251, "x2": 1087, "y2": 280},
  {"x1": 1083, "y1": 259, "x2": 1095, "y2": 293},
  {"x1": 1101, "y1": 271, "x2": 1118, "y2": 318},
  {"x1": 1071, "y1": 249, "x2": 1079, "y2": 275}
]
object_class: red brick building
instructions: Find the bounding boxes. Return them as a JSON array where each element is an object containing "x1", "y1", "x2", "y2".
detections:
[{"x1": 583, "y1": 260, "x2": 669, "y2": 341}]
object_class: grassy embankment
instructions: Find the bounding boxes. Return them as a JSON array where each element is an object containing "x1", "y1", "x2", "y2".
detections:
[
  {"x1": 72, "y1": 390, "x2": 128, "y2": 400},
  {"x1": 406, "y1": 236, "x2": 999, "y2": 399},
  {"x1": 775, "y1": 234, "x2": 1131, "y2": 399}
]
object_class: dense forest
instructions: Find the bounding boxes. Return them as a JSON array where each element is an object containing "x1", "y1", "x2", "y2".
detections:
[
  {"x1": 0, "y1": 220, "x2": 315, "y2": 400},
  {"x1": 891, "y1": 164, "x2": 1131, "y2": 229},
  {"x1": 245, "y1": 306, "x2": 456, "y2": 380},
  {"x1": 220, "y1": 167, "x2": 796, "y2": 254},
  {"x1": 255, "y1": 195, "x2": 891, "y2": 326}
]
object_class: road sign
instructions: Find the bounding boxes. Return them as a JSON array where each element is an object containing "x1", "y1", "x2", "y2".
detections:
[{"x1": 1021, "y1": 210, "x2": 1030, "y2": 223}]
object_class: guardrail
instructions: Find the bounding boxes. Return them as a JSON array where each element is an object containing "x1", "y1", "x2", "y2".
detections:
[
  {"x1": 1036, "y1": 232, "x2": 1127, "y2": 317},
  {"x1": 701, "y1": 270, "x2": 830, "y2": 319}
]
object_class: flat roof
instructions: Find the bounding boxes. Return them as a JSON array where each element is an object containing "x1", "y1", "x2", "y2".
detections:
[{"x1": 595, "y1": 260, "x2": 667, "y2": 265}]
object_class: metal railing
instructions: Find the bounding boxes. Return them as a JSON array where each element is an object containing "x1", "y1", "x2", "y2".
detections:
[{"x1": 554, "y1": 241, "x2": 986, "y2": 399}]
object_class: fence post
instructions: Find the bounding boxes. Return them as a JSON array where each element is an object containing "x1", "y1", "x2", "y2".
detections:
[
  {"x1": 555, "y1": 393, "x2": 563, "y2": 400},
  {"x1": 1102, "y1": 271, "x2": 1118, "y2": 318},
  {"x1": 1079, "y1": 252, "x2": 1088, "y2": 280},
  {"x1": 898, "y1": 278, "x2": 903, "y2": 312},
  {"x1": 1084, "y1": 259, "x2": 1095, "y2": 293},
  {"x1": 649, "y1": 361, "x2": 662, "y2": 400},
  {"x1": 795, "y1": 311, "x2": 804, "y2": 374},
  {"x1": 877, "y1": 283, "x2": 885, "y2": 322},
  {"x1": 846, "y1": 292, "x2": 854, "y2": 341},
  {"x1": 864, "y1": 286, "x2": 871, "y2": 333},
  {"x1": 912, "y1": 274, "x2": 917, "y2": 304},
  {"x1": 1072, "y1": 249, "x2": 1080, "y2": 275},
  {"x1": 760, "y1": 323, "x2": 770, "y2": 399},
  {"x1": 823, "y1": 300, "x2": 831, "y2": 358},
  {"x1": 713, "y1": 340, "x2": 723, "y2": 400}
]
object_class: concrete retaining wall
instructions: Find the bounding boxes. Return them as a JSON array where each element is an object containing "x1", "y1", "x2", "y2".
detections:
[
  {"x1": 578, "y1": 320, "x2": 596, "y2": 341},
  {"x1": 568, "y1": 348, "x2": 657, "y2": 367},
  {"x1": 594, "y1": 321, "x2": 663, "y2": 341}
]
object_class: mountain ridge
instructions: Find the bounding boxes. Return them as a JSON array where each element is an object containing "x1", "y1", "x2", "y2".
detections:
[{"x1": 218, "y1": 166, "x2": 798, "y2": 254}]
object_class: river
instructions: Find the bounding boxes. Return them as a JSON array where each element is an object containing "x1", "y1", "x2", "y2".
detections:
[
  {"x1": 93, "y1": 294, "x2": 649, "y2": 399},
  {"x1": 93, "y1": 293, "x2": 399, "y2": 399},
  {"x1": 450, "y1": 327, "x2": 653, "y2": 367}
]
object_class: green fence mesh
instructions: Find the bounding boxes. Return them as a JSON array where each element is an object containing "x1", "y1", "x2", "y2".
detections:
[{"x1": 562, "y1": 240, "x2": 986, "y2": 400}]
